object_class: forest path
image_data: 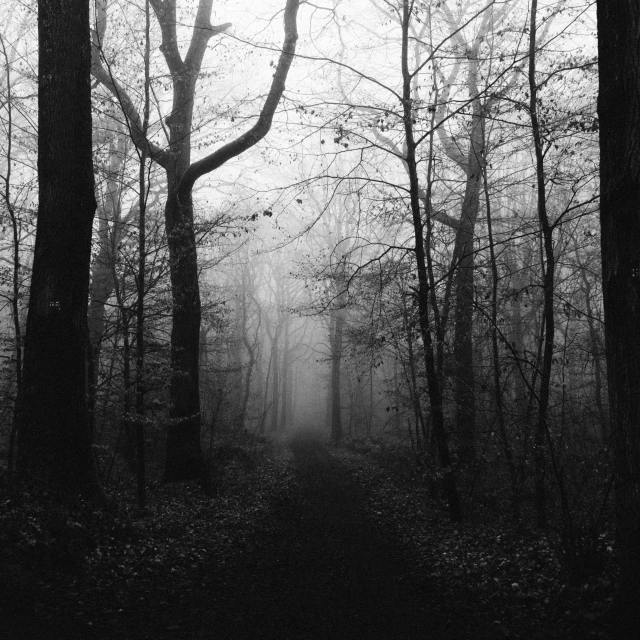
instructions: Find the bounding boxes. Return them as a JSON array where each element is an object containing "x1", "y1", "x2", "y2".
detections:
[
  {"x1": 3, "y1": 430, "x2": 598, "y2": 640},
  {"x1": 195, "y1": 430, "x2": 491, "y2": 640}
]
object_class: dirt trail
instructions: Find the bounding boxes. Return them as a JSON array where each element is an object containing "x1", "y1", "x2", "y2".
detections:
[
  {"x1": 195, "y1": 431, "x2": 490, "y2": 640},
  {"x1": 4, "y1": 431, "x2": 519, "y2": 640}
]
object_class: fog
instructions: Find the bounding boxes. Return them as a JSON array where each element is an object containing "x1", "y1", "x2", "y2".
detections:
[
  {"x1": 0, "y1": 0, "x2": 599, "y2": 457},
  {"x1": 197, "y1": 224, "x2": 401, "y2": 443}
]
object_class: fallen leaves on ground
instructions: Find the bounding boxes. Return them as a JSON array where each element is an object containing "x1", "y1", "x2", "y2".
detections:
[{"x1": 0, "y1": 435, "x2": 616, "y2": 640}]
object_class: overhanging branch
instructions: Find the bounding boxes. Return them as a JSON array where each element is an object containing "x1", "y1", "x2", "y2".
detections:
[{"x1": 177, "y1": 0, "x2": 300, "y2": 200}]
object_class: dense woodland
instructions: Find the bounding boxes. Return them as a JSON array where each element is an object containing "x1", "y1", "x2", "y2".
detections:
[{"x1": 0, "y1": 0, "x2": 639, "y2": 637}]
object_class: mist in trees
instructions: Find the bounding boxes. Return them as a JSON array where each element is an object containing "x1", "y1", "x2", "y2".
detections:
[{"x1": 0, "y1": 0, "x2": 638, "y2": 634}]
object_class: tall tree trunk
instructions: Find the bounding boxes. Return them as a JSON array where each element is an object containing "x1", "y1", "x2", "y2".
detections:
[
  {"x1": 597, "y1": 0, "x2": 640, "y2": 631},
  {"x1": 451, "y1": 51, "x2": 484, "y2": 467},
  {"x1": 92, "y1": 0, "x2": 300, "y2": 482},
  {"x1": 133, "y1": 0, "x2": 151, "y2": 510},
  {"x1": 529, "y1": 0, "x2": 554, "y2": 530},
  {"x1": 161, "y1": 163, "x2": 204, "y2": 479},
  {"x1": 401, "y1": 0, "x2": 462, "y2": 521},
  {"x1": 16, "y1": 0, "x2": 100, "y2": 498}
]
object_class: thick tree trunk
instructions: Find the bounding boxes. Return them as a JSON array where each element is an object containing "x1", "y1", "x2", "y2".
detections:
[
  {"x1": 16, "y1": 0, "x2": 100, "y2": 497},
  {"x1": 162, "y1": 185, "x2": 203, "y2": 481},
  {"x1": 161, "y1": 0, "x2": 298, "y2": 479},
  {"x1": 597, "y1": 0, "x2": 640, "y2": 631},
  {"x1": 434, "y1": 41, "x2": 487, "y2": 469},
  {"x1": 159, "y1": 53, "x2": 204, "y2": 481}
]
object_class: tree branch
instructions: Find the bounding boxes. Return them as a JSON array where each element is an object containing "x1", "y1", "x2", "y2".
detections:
[
  {"x1": 91, "y1": 0, "x2": 170, "y2": 168},
  {"x1": 149, "y1": 0, "x2": 184, "y2": 75},
  {"x1": 433, "y1": 59, "x2": 467, "y2": 168},
  {"x1": 177, "y1": 0, "x2": 300, "y2": 200},
  {"x1": 185, "y1": 0, "x2": 231, "y2": 71},
  {"x1": 91, "y1": 52, "x2": 171, "y2": 169}
]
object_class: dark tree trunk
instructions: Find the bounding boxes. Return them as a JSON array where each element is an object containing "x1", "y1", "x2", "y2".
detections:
[
  {"x1": 162, "y1": 178, "x2": 204, "y2": 481},
  {"x1": 160, "y1": 60, "x2": 204, "y2": 481},
  {"x1": 160, "y1": 0, "x2": 299, "y2": 480},
  {"x1": 432, "y1": 37, "x2": 488, "y2": 470},
  {"x1": 92, "y1": 0, "x2": 299, "y2": 483},
  {"x1": 597, "y1": 0, "x2": 640, "y2": 632},
  {"x1": 401, "y1": 0, "x2": 462, "y2": 522},
  {"x1": 16, "y1": 0, "x2": 100, "y2": 498},
  {"x1": 451, "y1": 71, "x2": 484, "y2": 467}
]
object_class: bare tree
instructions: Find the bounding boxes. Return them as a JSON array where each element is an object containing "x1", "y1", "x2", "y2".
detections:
[
  {"x1": 91, "y1": 0, "x2": 300, "y2": 481},
  {"x1": 16, "y1": 0, "x2": 101, "y2": 497}
]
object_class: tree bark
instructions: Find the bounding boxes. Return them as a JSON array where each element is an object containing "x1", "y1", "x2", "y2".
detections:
[
  {"x1": 161, "y1": 0, "x2": 299, "y2": 479},
  {"x1": 16, "y1": 0, "x2": 100, "y2": 498},
  {"x1": 597, "y1": 0, "x2": 640, "y2": 631}
]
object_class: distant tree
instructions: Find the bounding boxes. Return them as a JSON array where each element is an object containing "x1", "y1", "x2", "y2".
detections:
[
  {"x1": 597, "y1": 0, "x2": 640, "y2": 632},
  {"x1": 15, "y1": 0, "x2": 100, "y2": 497}
]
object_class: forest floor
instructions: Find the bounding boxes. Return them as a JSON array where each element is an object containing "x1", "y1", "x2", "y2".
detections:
[{"x1": 0, "y1": 430, "x2": 618, "y2": 639}]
